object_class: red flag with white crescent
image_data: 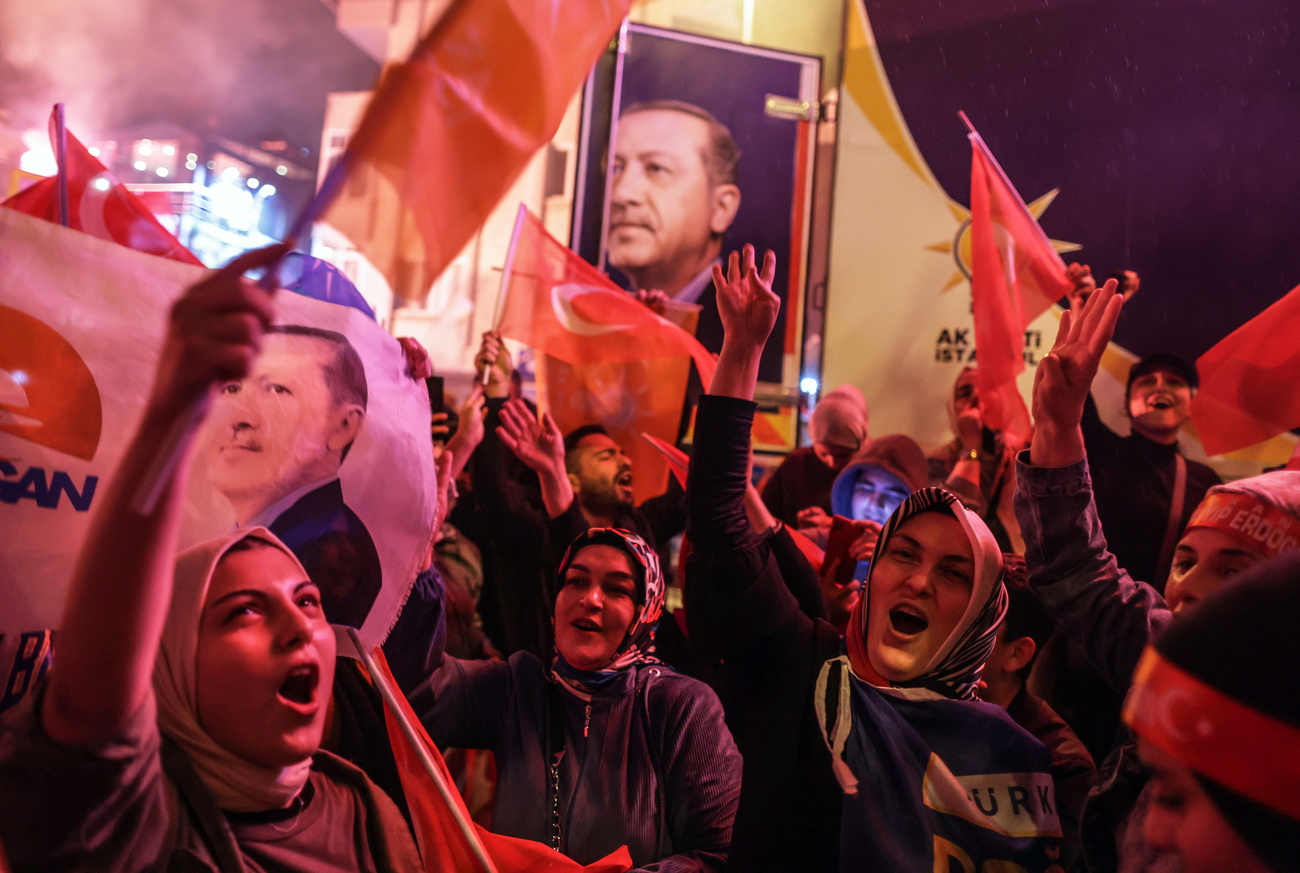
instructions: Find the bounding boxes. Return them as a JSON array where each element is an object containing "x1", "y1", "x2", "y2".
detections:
[
  {"x1": 967, "y1": 128, "x2": 1070, "y2": 442},
  {"x1": 496, "y1": 207, "x2": 717, "y2": 385},
  {"x1": 2, "y1": 111, "x2": 202, "y2": 265}
]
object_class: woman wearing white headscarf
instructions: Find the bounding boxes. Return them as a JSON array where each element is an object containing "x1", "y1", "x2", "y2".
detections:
[
  {"x1": 0, "y1": 249, "x2": 419, "y2": 871},
  {"x1": 684, "y1": 245, "x2": 1061, "y2": 873}
]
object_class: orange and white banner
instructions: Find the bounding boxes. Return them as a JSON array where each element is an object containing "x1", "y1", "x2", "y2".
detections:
[{"x1": 0, "y1": 210, "x2": 435, "y2": 721}]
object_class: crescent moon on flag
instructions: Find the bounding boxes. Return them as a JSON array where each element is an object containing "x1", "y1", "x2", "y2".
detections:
[
  {"x1": 77, "y1": 172, "x2": 116, "y2": 244},
  {"x1": 551, "y1": 283, "x2": 636, "y2": 336}
]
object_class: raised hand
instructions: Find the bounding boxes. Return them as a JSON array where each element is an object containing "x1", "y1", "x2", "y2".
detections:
[
  {"x1": 1065, "y1": 261, "x2": 1096, "y2": 311},
  {"x1": 634, "y1": 288, "x2": 670, "y2": 316},
  {"x1": 955, "y1": 403, "x2": 984, "y2": 453},
  {"x1": 398, "y1": 336, "x2": 433, "y2": 380},
  {"x1": 497, "y1": 398, "x2": 565, "y2": 475},
  {"x1": 713, "y1": 244, "x2": 779, "y2": 352},
  {"x1": 445, "y1": 384, "x2": 486, "y2": 482},
  {"x1": 153, "y1": 245, "x2": 284, "y2": 413},
  {"x1": 496, "y1": 398, "x2": 574, "y2": 518},
  {"x1": 1030, "y1": 278, "x2": 1123, "y2": 467},
  {"x1": 708, "y1": 244, "x2": 779, "y2": 400},
  {"x1": 474, "y1": 330, "x2": 513, "y2": 397}
]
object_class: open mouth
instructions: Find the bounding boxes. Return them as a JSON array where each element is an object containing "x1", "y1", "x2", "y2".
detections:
[
  {"x1": 616, "y1": 470, "x2": 633, "y2": 490},
  {"x1": 572, "y1": 618, "x2": 602, "y2": 633},
  {"x1": 278, "y1": 664, "x2": 319, "y2": 706},
  {"x1": 889, "y1": 606, "x2": 929, "y2": 636},
  {"x1": 1149, "y1": 397, "x2": 1174, "y2": 410},
  {"x1": 224, "y1": 442, "x2": 262, "y2": 453}
]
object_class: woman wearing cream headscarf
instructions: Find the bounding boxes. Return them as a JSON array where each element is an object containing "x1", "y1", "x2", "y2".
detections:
[{"x1": 0, "y1": 248, "x2": 419, "y2": 870}]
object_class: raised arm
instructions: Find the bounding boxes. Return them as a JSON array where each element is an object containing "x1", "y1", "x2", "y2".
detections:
[
  {"x1": 685, "y1": 247, "x2": 843, "y2": 663},
  {"x1": 707, "y1": 245, "x2": 779, "y2": 402},
  {"x1": 497, "y1": 397, "x2": 574, "y2": 519},
  {"x1": 444, "y1": 384, "x2": 486, "y2": 483},
  {"x1": 687, "y1": 246, "x2": 777, "y2": 549},
  {"x1": 1029, "y1": 279, "x2": 1123, "y2": 468},
  {"x1": 1016, "y1": 279, "x2": 1172, "y2": 690},
  {"x1": 43, "y1": 246, "x2": 283, "y2": 748}
]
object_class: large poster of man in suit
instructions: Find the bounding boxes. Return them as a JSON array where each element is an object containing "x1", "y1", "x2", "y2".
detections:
[{"x1": 573, "y1": 24, "x2": 821, "y2": 388}]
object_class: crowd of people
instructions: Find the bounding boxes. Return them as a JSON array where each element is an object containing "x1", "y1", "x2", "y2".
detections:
[{"x1": 0, "y1": 236, "x2": 1296, "y2": 873}]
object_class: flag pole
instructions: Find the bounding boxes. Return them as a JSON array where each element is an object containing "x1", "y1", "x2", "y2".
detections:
[
  {"x1": 130, "y1": 4, "x2": 474, "y2": 515},
  {"x1": 957, "y1": 110, "x2": 1062, "y2": 261},
  {"x1": 130, "y1": 151, "x2": 355, "y2": 514},
  {"x1": 347, "y1": 630, "x2": 499, "y2": 873},
  {"x1": 53, "y1": 104, "x2": 70, "y2": 228},
  {"x1": 481, "y1": 203, "x2": 528, "y2": 385}
]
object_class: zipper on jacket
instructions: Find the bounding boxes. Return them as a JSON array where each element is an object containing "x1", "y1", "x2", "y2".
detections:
[{"x1": 583, "y1": 703, "x2": 592, "y2": 737}]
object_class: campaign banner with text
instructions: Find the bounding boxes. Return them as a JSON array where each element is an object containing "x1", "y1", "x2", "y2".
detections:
[{"x1": 0, "y1": 210, "x2": 435, "y2": 723}]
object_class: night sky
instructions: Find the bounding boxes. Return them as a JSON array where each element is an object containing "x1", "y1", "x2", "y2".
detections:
[{"x1": 865, "y1": 0, "x2": 1300, "y2": 361}]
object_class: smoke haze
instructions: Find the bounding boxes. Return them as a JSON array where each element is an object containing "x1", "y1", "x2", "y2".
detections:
[{"x1": 0, "y1": 0, "x2": 378, "y2": 162}]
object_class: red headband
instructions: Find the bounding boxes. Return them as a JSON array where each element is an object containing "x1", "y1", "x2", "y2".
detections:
[
  {"x1": 1185, "y1": 492, "x2": 1300, "y2": 560},
  {"x1": 1125, "y1": 649, "x2": 1300, "y2": 821}
]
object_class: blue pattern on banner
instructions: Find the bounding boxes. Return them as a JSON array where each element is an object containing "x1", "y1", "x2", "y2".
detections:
[{"x1": 285, "y1": 253, "x2": 375, "y2": 320}]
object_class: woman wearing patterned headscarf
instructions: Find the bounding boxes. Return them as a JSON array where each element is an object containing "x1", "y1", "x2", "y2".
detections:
[
  {"x1": 407, "y1": 526, "x2": 741, "y2": 870},
  {"x1": 684, "y1": 244, "x2": 1061, "y2": 872}
]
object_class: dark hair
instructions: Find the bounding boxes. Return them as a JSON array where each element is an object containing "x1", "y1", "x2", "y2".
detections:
[
  {"x1": 269, "y1": 325, "x2": 368, "y2": 411},
  {"x1": 564, "y1": 424, "x2": 614, "y2": 477},
  {"x1": 269, "y1": 325, "x2": 368, "y2": 462},
  {"x1": 1000, "y1": 555, "x2": 1053, "y2": 679},
  {"x1": 620, "y1": 99, "x2": 741, "y2": 190},
  {"x1": 564, "y1": 423, "x2": 611, "y2": 458}
]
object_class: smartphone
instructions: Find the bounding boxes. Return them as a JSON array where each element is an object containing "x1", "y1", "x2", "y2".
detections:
[
  {"x1": 424, "y1": 376, "x2": 443, "y2": 413},
  {"x1": 822, "y1": 515, "x2": 861, "y2": 586},
  {"x1": 425, "y1": 376, "x2": 459, "y2": 443}
]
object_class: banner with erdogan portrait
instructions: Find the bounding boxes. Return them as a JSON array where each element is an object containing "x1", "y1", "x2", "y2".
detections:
[{"x1": 0, "y1": 209, "x2": 436, "y2": 723}]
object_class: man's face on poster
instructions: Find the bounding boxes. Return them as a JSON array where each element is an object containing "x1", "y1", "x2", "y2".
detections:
[
  {"x1": 203, "y1": 332, "x2": 365, "y2": 519},
  {"x1": 607, "y1": 107, "x2": 740, "y2": 294}
]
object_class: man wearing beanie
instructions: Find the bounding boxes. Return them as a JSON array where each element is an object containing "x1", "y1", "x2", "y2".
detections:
[
  {"x1": 760, "y1": 385, "x2": 868, "y2": 528},
  {"x1": 1125, "y1": 552, "x2": 1300, "y2": 873},
  {"x1": 1012, "y1": 282, "x2": 1300, "y2": 872},
  {"x1": 1083, "y1": 351, "x2": 1221, "y2": 588}
]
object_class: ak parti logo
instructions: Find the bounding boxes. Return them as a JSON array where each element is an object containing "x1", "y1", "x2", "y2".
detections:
[{"x1": 0, "y1": 304, "x2": 102, "y2": 462}]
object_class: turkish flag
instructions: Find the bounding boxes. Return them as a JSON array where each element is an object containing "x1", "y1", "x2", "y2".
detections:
[
  {"x1": 496, "y1": 207, "x2": 717, "y2": 384},
  {"x1": 538, "y1": 303, "x2": 699, "y2": 506},
  {"x1": 1, "y1": 111, "x2": 202, "y2": 265},
  {"x1": 1190, "y1": 283, "x2": 1300, "y2": 455},
  {"x1": 967, "y1": 129, "x2": 1071, "y2": 442},
  {"x1": 371, "y1": 649, "x2": 632, "y2": 873},
  {"x1": 322, "y1": 0, "x2": 631, "y2": 303}
]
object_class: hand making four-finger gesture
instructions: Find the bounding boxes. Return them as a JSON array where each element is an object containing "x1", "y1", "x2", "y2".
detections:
[{"x1": 1029, "y1": 278, "x2": 1124, "y2": 467}]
